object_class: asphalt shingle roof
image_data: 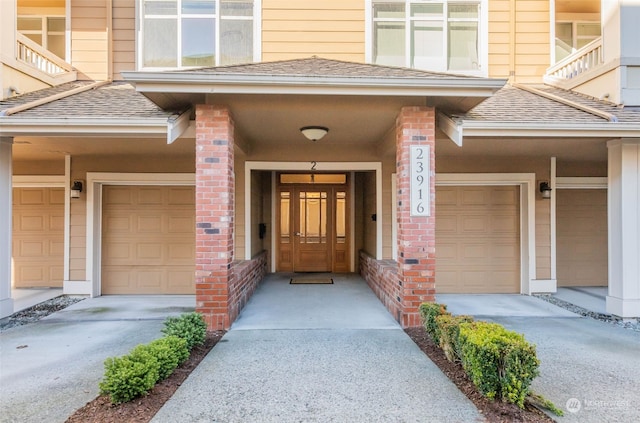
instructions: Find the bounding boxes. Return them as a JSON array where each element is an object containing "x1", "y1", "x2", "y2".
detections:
[
  {"x1": 177, "y1": 56, "x2": 478, "y2": 80},
  {"x1": 0, "y1": 81, "x2": 176, "y2": 120},
  {"x1": 458, "y1": 84, "x2": 640, "y2": 124}
]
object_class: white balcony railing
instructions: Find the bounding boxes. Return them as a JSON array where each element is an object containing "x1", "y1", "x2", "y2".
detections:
[
  {"x1": 16, "y1": 32, "x2": 73, "y2": 77},
  {"x1": 545, "y1": 37, "x2": 603, "y2": 82}
]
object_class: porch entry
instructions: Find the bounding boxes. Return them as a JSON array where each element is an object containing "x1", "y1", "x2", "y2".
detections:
[{"x1": 276, "y1": 173, "x2": 349, "y2": 273}]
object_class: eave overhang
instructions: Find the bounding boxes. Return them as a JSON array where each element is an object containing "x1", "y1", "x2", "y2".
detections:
[
  {"x1": 0, "y1": 117, "x2": 172, "y2": 139},
  {"x1": 121, "y1": 70, "x2": 507, "y2": 113},
  {"x1": 438, "y1": 112, "x2": 640, "y2": 145}
]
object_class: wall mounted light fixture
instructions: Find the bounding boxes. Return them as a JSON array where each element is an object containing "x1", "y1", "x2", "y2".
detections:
[
  {"x1": 70, "y1": 180, "x2": 83, "y2": 199},
  {"x1": 300, "y1": 126, "x2": 329, "y2": 141},
  {"x1": 539, "y1": 181, "x2": 552, "y2": 199}
]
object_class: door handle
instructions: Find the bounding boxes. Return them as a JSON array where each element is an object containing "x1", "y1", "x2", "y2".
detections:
[{"x1": 295, "y1": 232, "x2": 302, "y2": 236}]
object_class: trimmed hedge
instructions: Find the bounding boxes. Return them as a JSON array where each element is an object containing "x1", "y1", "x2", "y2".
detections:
[
  {"x1": 419, "y1": 302, "x2": 541, "y2": 409},
  {"x1": 419, "y1": 302, "x2": 449, "y2": 345},
  {"x1": 99, "y1": 350, "x2": 159, "y2": 404},
  {"x1": 459, "y1": 321, "x2": 540, "y2": 408},
  {"x1": 99, "y1": 312, "x2": 207, "y2": 405},
  {"x1": 435, "y1": 314, "x2": 474, "y2": 363},
  {"x1": 162, "y1": 312, "x2": 207, "y2": 350}
]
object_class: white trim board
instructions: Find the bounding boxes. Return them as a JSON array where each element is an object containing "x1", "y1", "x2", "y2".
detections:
[
  {"x1": 85, "y1": 173, "x2": 195, "y2": 297},
  {"x1": 556, "y1": 177, "x2": 608, "y2": 189},
  {"x1": 436, "y1": 173, "x2": 537, "y2": 294},
  {"x1": 246, "y1": 161, "x2": 383, "y2": 271}
]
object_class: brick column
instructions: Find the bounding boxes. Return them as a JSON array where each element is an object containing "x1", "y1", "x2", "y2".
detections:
[
  {"x1": 195, "y1": 105, "x2": 235, "y2": 330},
  {"x1": 395, "y1": 107, "x2": 436, "y2": 327}
]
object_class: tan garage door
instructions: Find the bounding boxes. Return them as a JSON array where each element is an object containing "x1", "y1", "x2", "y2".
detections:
[
  {"x1": 102, "y1": 186, "x2": 195, "y2": 295},
  {"x1": 12, "y1": 187, "x2": 64, "y2": 288},
  {"x1": 436, "y1": 186, "x2": 520, "y2": 293},
  {"x1": 557, "y1": 189, "x2": 607, "y2": 287}
]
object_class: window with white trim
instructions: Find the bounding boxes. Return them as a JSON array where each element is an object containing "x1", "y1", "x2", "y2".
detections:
[
  {"x1": 140, "y1": 0, "x2": 258, "y2": 69},
  {"x1": 371, "y1": 0, "x2": 483, "y2": 74}
]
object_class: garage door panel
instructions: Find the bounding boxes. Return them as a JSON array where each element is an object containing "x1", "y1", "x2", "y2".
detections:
[
  {"x1": 138, "y1": 187, "x2": 164, "y2": 205},
  {"x1": 104, "y1": 187, "x2": 134, "y2": 205},
  {"x1": 102, "y1": 185, "x2": 195, "y2": 295},
  {"x1": 491, "y1": 215, "x2": 518, "y2": 232},
  {"x1": 137, "y1": 215, "x2": 163, "y2": 233},
  {"x1": 491, "y1": 189, "x2": 518, "y2": 205},
  {"x1": 168, "y1": 187, "x2": 195, "y2": 205},
  {"x1": 169, "y1": 215, "x2": 195, "y2": 233},
  {"x1": 436, "y1": 185, "x2": 520, "y2": 294},
  {"x1": 12, "y1": 187, "x2": 64, "y2": 288},
  {"x1": 461, "y1": 216, "x2": 488, "y2": 232},
  {"x1": 461, "y1": 189, "x2": 488, "y2": 205},
  {"x1": 557, "y1": 189, "x2": 607, "y2": 287}
]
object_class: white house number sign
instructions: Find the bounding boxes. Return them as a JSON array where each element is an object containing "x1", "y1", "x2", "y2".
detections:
[{"x1": 410, "y1": 145, "x2": 430, "y2": 216}]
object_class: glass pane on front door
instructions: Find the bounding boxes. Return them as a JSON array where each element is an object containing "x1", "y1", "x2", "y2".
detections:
[{"x1": 299, "y1": 191, "x2": 327, "y2": 244}]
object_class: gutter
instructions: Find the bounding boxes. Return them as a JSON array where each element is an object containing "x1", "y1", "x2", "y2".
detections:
[
  {"x1": 511, "y1": 83, "x2": 618, "y2": 122},
  {"x1": 0, "y1": 80, "x2": 112, "y2": 116}
]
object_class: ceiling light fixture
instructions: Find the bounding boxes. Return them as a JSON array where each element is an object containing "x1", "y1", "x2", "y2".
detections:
[{"x1": 300, "y1": 126, "x2": 329, "y2": 141}]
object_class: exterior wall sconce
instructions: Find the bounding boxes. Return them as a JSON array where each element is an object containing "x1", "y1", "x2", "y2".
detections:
[
  {"x1": 300, "y1": 126, "x2": 329, "y2": 141},
  {"x1": 70, "y1": 180, "x2": 83, "y2": 199},
  {"x1": 539, "y1": 181, "x2": 552, "y2": 199}
]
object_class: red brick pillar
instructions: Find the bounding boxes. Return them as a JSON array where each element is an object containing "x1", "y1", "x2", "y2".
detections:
[
  {"x1": 396, "y1": 106, "x2": 436, "y2": 327},
  {"x1": 195, "y1": 105, "x2": 235, "y2": 330}
]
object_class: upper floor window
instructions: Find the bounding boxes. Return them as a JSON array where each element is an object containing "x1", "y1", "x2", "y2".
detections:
[
  {"x1": 17, "y1": 16, "x2": 66, "y2": 60},
  {"x1": 370, "y1": 0, "x2": 484, "y2": 74},
  {"x1": 140, "y1": 0, "x2": 257, "y2": 69}
]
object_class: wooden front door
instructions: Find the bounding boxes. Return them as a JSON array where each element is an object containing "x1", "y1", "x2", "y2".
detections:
[{"x1": 277, "y1": 178, "x2": 349, "y2": 272}]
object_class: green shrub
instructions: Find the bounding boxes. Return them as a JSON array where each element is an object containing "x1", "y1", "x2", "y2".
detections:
[
  {"x1": 436, "y1": 314, "x2": 474, "y2": 362},
  {"x1": 419, "y1": 302, "x2": 449, "y2": 344},
  {"x1": 162, "y1": 312, "x2": 207, "y2": 350},
  {"x1": 134, "y1": 336, "x2": 189, "y2": 381},
  {"x1": 459, "y1": 321, "x2": 540, "y2": 408},
  {"x1": 99, "y1": 349, "x2": 160, "y2": 404}
]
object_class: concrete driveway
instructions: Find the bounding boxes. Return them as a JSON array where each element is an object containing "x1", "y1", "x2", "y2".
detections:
[
  {"x1": 0, "y1": 296, "x2": 195, "y2": 423},
  {"x1": 438, "y1": 294, "x2": 640, "y2": 422}
]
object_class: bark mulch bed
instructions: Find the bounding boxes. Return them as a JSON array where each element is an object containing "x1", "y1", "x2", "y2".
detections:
[
  {"x1": 404, "y1": 327, "x2": 556, "y2": 423},
  {"x1": 65, "y1": 328, "x2": 555, "y2": 423},
  {"x1": 65, "y1": 331, "x2": 224, "y2": 423}
]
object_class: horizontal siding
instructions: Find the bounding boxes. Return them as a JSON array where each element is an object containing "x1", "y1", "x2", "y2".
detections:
[
  {"x1": 488, "y1": 0, "x2": 550, "y2": 82},
  {"x1": 262, "y1": 0, "x2": 365, "y2": 62},
  {"x1": 112, "y1": 1, "x2": 135, "y2": 80}
]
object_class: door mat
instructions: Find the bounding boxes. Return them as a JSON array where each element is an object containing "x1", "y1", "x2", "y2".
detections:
[{"x1": 290, "y1": 277, "x2": 334, "y2": 284}]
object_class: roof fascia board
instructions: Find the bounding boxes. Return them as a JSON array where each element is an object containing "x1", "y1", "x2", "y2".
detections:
[
  {"x1": 132, "y1": 82, "x2": 501, "y2": 98},
  {"x1": 0, "y1": 119, "x2": 169, "y2": 137},
  {"x1": 167, "y1": 108, "x2": 192, "y2": 144},
  {"x1": 437, "y1": 112, "x2": 463, "y2": 146},
  {"x1": 122, "y1": 71, "x2": 506, "y2": 96},
  {"x1": 459, "y1": 122, "x2": 640, "y2": 138}
]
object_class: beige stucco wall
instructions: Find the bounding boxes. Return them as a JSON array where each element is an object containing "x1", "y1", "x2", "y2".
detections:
[{"x1": 261, "y1": 0, "x2": 365, "y2": 62}]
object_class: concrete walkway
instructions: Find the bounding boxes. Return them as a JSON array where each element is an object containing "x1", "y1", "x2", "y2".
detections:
[
  {"x1": 439, "y1": 293, "x2": 640, "y2": 423},
  {"x1": 152, "y1": 274, "x2": 483, "y2": 422},
  {"x1": 0, "y1": 296, "x2": 195, "y2": 423}
]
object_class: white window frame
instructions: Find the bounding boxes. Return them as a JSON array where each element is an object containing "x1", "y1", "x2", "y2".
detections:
[
  {"x1": 366, "y1": 0, "x2": 488, "y2": 76},
  {"x1": 136, "y1": 0, "x2": 261, "y2": 70}
]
